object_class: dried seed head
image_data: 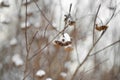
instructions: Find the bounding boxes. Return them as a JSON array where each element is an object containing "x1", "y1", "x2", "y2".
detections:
[
  {"x1": 68, "y1": 21, "x2": 76, "y2": 26},
  {"x1": 53, "y1": 33, "x2": 72, "y2": 47}
]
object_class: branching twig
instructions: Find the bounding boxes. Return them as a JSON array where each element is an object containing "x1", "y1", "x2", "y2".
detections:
[
  {"x1": 28, "y1": 4, "x2": 72, "y2": 61},
  {"x1": 32, "y1": 0, "x2": 58, "y2": 32},
  {"x1": 70, "y1": 3, "x2": 116, "y2": 80},
  {"x1": 90, "y1": 39, "x2": 120, "y2": 56},
  {"x1": 28, "y1": 24, "x2": 70, "y2": 61},
  {"x1": 23, "y1": 0, "x2": 29, "y2": 80},
  {"x1": 94, "y1": 7, "x2": 116, "y2": 46},
  {"x1": 80, "y1": 59, "x2": 109, "y2": 80},
  {"x1": 70, "y1": 4, "x2": 101, "y2": 80},
  {"x1": 70, "y1": 40, "x2": 97, "y2": 80}
]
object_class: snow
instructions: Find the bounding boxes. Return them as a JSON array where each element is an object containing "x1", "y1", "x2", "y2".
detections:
[
  {"x1": 60, "y1": 72, "x2": 67, "y2": 78},
  {"x1": 59, "y1": 33, "x2": 71, "y2": 42},
  {"x1": 36, "y1": 69, "x2": 46, "y2": 77},
  {"x1": 12, "y1": 54, "x2": 23, "y2": 66},
  {"x1": 0, "y1": 13, "x2": 10, "y2": 23},
  {"x1": 46, "y1": 78, "x2": 53, "y2": 80},
  {"x1": 21, "y1": 21, "x2": 31, "y2": 29},
  {"x1": 10, "y1": 38, "x2": 17, "y2": 46}
]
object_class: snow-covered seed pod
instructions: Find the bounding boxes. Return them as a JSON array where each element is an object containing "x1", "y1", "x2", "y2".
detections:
[{"x1": 54, "y1": 33, "x2": 72, "y2": 46}]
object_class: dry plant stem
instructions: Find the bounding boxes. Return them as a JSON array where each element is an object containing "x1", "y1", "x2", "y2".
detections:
[
  {"x1": 93, "y1": 4, "x2": 101, "y2": 45},
  {"x1": 23, "y1": 71, "x2": 31, "y2": 80},
  {"x1": 29, "y1": 24, "x2": 69, "y2": 61},
  {"x1": 63, "y1": 3, "x2": 72, "y2": 34},
  {"x1": 70, "y1": 41, "x2": 97, "y2": 80},
  {"x1": 80, "y1": 59, "x2": 109, "y2": 80},
  {"x1": 69, "y1": 3, "x2": 72, "y2": 14},
  {"x1": 29, "y1": 4, "x2": 72, "y2": 61},
  {"x1": 106, "y1": 7, "x2": 116, "y2": 25},
  {"x1": 32, "y1": 0, "x2": 58, "y2": 32},
  {"x1": 23, "y1": 0, "x2": 30, "y2": 80},
  {"x1": 90, "y1": 39, "x2": 120, "y2": 56},
  {"x1": 71, "y1": 8, "x2": 117, "y2": 80},
  {"x1": 74, "y1": 25, "x2": 80, "y2": 64},
  {"x1": 29, "y1": 30, "x2": 39, "y2": 46},
  {"x1": 28, "y1": 30, "x2": 39, "y2": 51},
  {"x1": 43, "y1": 24, "x2": 49, "y2": 38},
  {"x1": 85, "y1": 59, "x2": 108, "y2": 73},
  {"x1": 71, "y1": 4, "x2": 102, "y2": 80},
  {"x1": 94, "y1": 8, "x2": 116, "y2": 46}
]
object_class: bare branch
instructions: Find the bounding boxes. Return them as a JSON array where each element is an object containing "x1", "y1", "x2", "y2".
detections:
[
  {"x1": 32, "y1": 0, "x2": 58, "y2": 32},
  {"x1": 90, "y1": 39, "x2": 120, "y2": 56},
  {"x1": 93, "y1": 4, "x2": 101, "y2": 45},
  {"x1": 23, "y1": 0, "x2": 30, "y2": 80}
]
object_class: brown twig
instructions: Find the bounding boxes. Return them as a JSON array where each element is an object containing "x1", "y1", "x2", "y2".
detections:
[
  {"x1": 70, "y1": 4, "x2": 102, "y2": 80},
  {"x1": 73, "y1": 25, "x2": 80, "y2": 64},
  {"x1": 28, "y1": 24, "x2": 70, "y2": 61},
  {"x1": 23, "y1": 0, "x2": 29, "y2": 80},
  {"x1": 32, "y1": 0, "x2": 58, "y2": 32},
  {"x1": 94, "y1": 7, "x2": 116, "y2": 47},
  {"x1": 43, "y1": 24, "x2": 49, "y2": 38},
  {"x1": 70, "y1": 40, "x2": 97, "y2": 80},
  {"x1": 90, "y1": 39, "x2": 120, "y2": 56},
  {"x1": 80, "y1": 59, "x2": 109, "y2": 80},
  {"x1": 28, "y1": 3, "x2": 73, "y2": 61},
  {"x1": 93, "y1": 4, "x2": 101, "y2": 45}
]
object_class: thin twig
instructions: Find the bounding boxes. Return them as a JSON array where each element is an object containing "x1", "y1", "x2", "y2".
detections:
[
  {"x1": 70, "y1": 41, "x2": 97, "y2": 80},
  {"x1": 94, "y1": 7, "x2": 116, "y2": 46},
  {"x1": 28, "y1": 30, "x2": 39, "y2": 51},
  {"x1": 23, "y1": 71, "x2": 31, "y2": 80},
  {"x1": 93, "y1": 4, "x2": 101, "y2": 45},
  {"x1": 23, "y1": 0, "x2": 29, "y2": 80},
  {"x1": 29, "y1": 30, "x2": 39, "y2": 46},
  {"x1": 85, "y1": 59, "x2": 108, "y2": 73},
  {"x1": 73, "y1": 25, "x2": 80, "y2": 64},
  {"x1": 69, "y1": 3, "x2": 72, "y2": 14},
  {"x1": 80, "y1": 59, "x2": 109, "y2": 80},
  {"x1": 70, "y1": 4, "x2": 102, "y2": 80},
  {"x1": 43, "y1": 24, "x2": 49, "y2": 38},
  {"x1": 28, "y1": 4, "x2": 72, "y2": 61},
  {"x1": 90, "y1": 39, "x2": 120, "y2": 56},
  {"x1": 106, "y1": 7, "x2": 116, "y2": 25},
  {"x1": 92, "y1": 3, "x2": 117, "y2": 49},
  {"x1": 32, "y1": 0, "x2": 58, "y2": 32},
  {"x1": 28, "y1": 24, "x2": 69, "y2": 61}
]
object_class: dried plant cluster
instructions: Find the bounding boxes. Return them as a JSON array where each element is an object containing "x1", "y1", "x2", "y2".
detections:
[{"x1": 0, "y1": 0, "x2": 120, "y2": 80}]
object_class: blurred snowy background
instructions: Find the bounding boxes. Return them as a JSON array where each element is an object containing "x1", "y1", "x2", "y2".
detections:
[{"x1": 0, "y1": 0, "x2": 120, "y2": 80}]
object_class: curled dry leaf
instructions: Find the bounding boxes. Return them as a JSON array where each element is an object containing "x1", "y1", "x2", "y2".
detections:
[{"x1": 95, "y1": 24, "x2": 108, "y2": 31}]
